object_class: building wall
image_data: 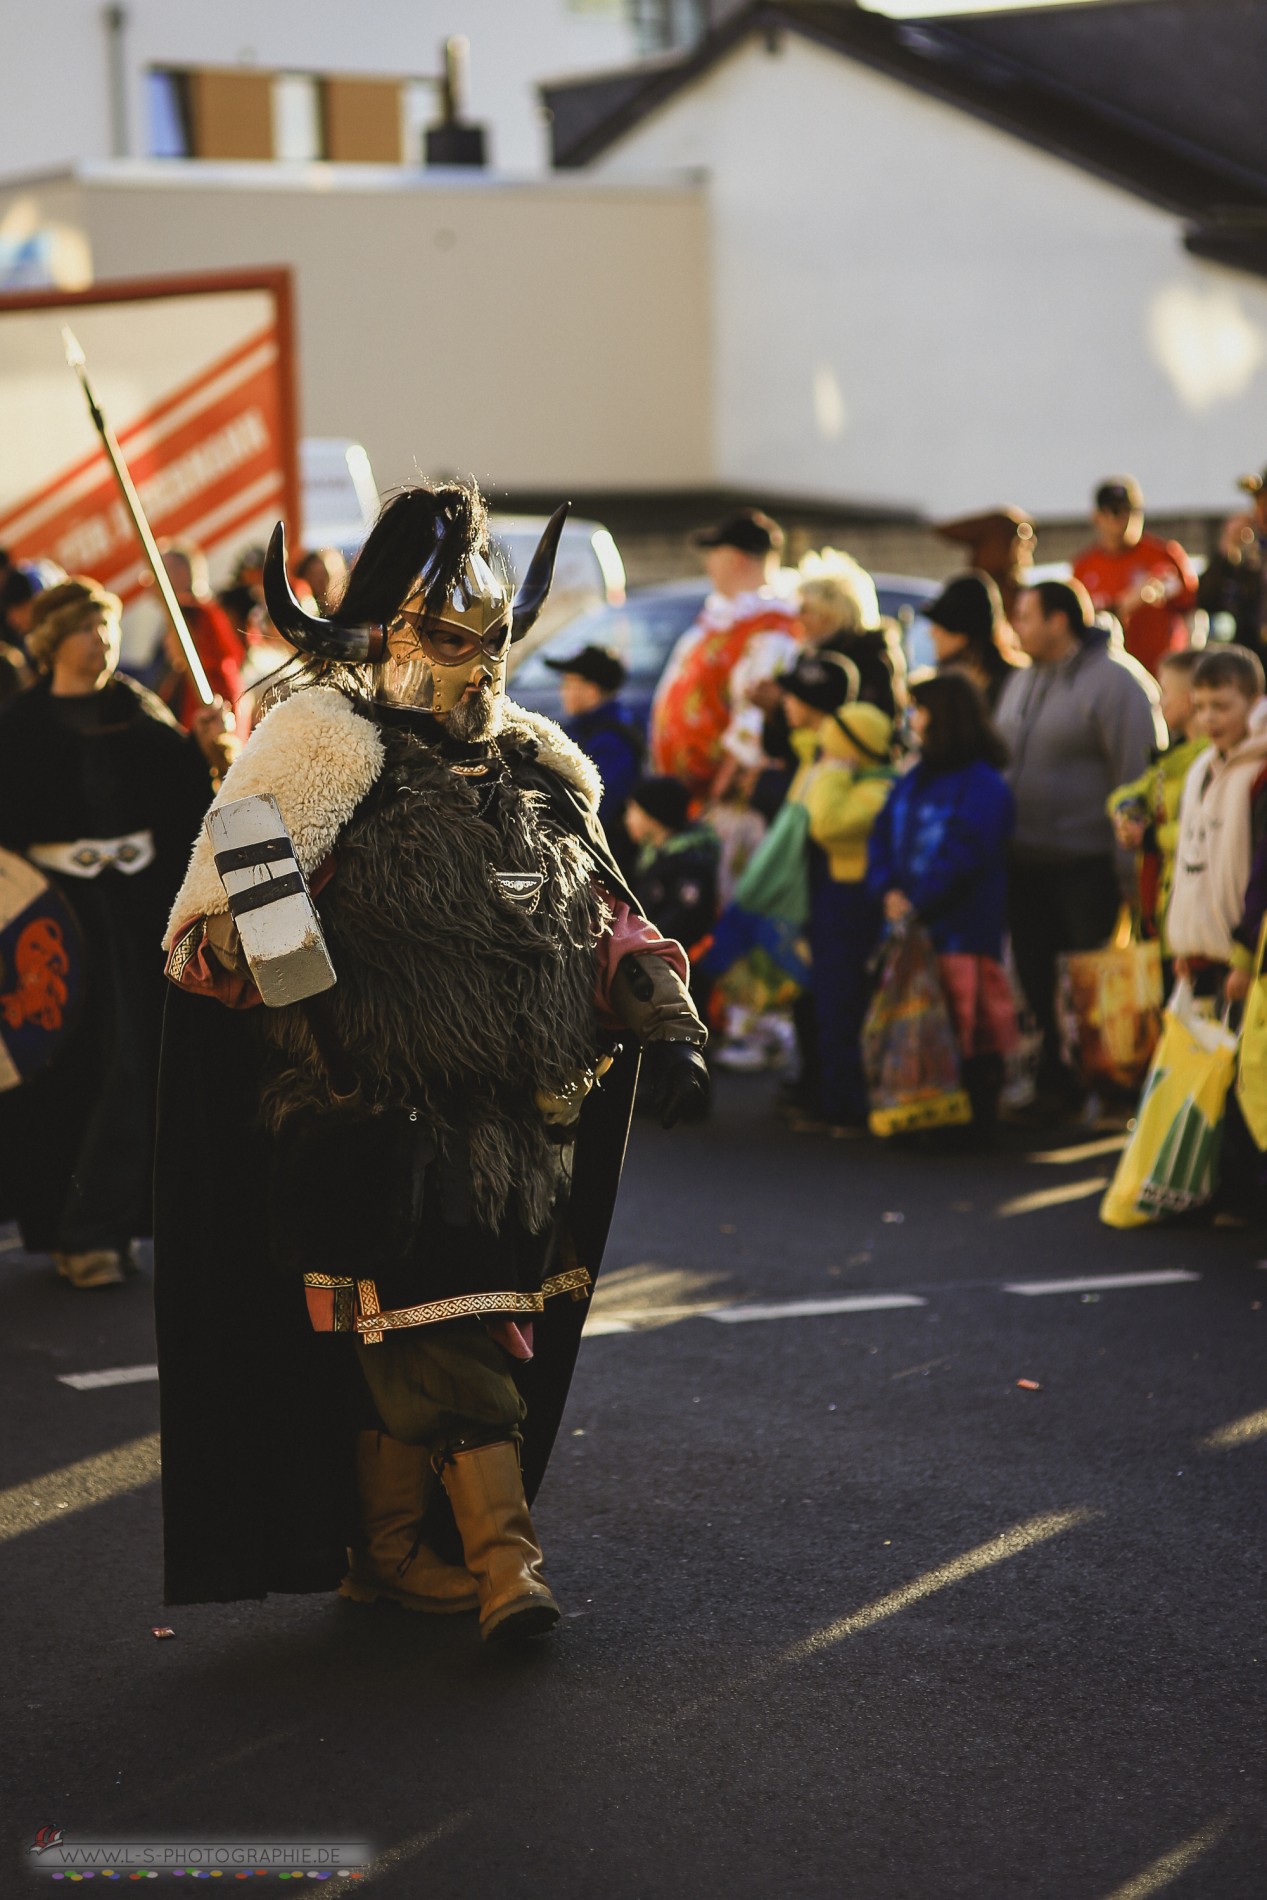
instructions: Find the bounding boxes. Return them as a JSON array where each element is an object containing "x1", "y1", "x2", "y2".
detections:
[
  {"x1": 0, "y1": 166, "x2": 712, "y2": 497},
  {"x1": 3, "y1": 0, "x2": 638, "y2": 177},
  {"x1": 590, "y1": 31, "x2": 1267, "y2": 519}
]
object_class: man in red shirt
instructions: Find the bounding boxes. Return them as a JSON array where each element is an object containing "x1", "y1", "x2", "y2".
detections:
[{"x1": 1072, "y1": 477, "x2": 1197, "y2": 676}]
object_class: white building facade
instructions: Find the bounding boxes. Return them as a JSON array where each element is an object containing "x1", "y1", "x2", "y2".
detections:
[
  {"x1": 584, "y1": 27, "x2": 1267, "y2": 521},
  {"x1": 5, "y1": 0, "x2": 640, "y2": 180}
]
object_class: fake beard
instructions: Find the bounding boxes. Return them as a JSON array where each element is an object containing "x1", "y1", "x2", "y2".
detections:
[{"x1": 446, "y1": 678, "x2": 503, "y2": 742}]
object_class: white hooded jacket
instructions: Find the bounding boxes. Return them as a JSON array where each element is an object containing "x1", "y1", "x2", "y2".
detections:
[{"x1": 1166, "y1": 705, "x2": 1267, "y2": 961}]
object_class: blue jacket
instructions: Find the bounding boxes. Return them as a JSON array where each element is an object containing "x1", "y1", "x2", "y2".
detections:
[
  {"x1": 563, "y1": 697, "x2": 644, "y2": 841},
  {"x1": 866, "y1": 759, "x2": 1014, "y2": 958}
]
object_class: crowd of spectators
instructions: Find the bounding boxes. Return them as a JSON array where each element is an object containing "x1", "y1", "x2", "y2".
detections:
[{"x1": 545, "y1": 467, "x2": 1267, "y2": 1214}]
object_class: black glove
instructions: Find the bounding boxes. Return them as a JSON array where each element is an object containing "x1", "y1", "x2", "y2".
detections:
[{"x1": 642, "y1": 1042, "x2": 710, "y2": 1129}]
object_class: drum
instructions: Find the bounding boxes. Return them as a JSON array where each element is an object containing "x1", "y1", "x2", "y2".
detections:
[{"x1": 0, "y1": 847, "x2": 86, "y2": 1092}]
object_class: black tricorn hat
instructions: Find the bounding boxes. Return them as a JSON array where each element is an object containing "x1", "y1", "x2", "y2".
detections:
[{"x1": 263, "y1": 483, "x2": 569, "y2": 665}]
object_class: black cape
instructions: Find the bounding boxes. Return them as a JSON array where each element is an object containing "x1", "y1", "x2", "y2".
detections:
[
  {"x1": 0, "y1": 676, "x2": 213, "y2": 1247},
  {"x1": 153, "y1": 737, "x2": 641, "y2": 1606}
]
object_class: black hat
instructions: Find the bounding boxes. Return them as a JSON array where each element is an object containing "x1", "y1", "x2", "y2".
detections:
[
  {"x1": 693, "y1": 507, "x2": 784, "y2": 556},
  {"x1": 629, "y1": 774, "x2": 691, "y2": 833},
  {"x1": 778, "y1": 648, "x2": 858, "y2": 714},
  {"x1": 1094, "y1": 476, "x2": 1143, "y2": 515},
  {"x1": 542, "y1": 643, "x2": 627, "y2": 694},
  {"x1": 924, "y1": 571, "x2": 1001, "y2": 645}
]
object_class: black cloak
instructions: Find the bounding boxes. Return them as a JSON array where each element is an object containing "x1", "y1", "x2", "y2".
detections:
[{"x1": 153, "y1": 738, "x2": 642, "y2": 1606}]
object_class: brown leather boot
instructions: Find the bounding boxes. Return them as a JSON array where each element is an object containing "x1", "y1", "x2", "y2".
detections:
[
  {"x1": 339, "y1": 1431, "x2": 478, "y2": 1613},
  {"x1": 439, "y1": 1440, "x2": 560, "y2": 1643}
]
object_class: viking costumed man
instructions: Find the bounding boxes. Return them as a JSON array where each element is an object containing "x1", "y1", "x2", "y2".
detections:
[{"x1": 155, "y1": 482, "x2": 708, "y2": 1643}]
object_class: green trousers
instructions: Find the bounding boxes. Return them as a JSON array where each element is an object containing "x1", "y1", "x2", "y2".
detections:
[{"x1": 354, "y1": 1318, "x2": 525, "y2": 1452}]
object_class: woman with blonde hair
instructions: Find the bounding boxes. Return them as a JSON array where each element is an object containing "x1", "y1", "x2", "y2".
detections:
[
  {"x1": 0, "y1": 578, "x2": 231, "y2": 1286},
  {"x1": 797, "y1": 548, "x2": 906, "y2": 719}
]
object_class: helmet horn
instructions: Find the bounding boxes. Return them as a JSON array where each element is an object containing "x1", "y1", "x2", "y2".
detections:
[
  {"x1": 510, "y1": 503, "x2": 570, "y2": 644},
  {"x1": 262, "y1": 522, "x2": 385, "y2": 663}
]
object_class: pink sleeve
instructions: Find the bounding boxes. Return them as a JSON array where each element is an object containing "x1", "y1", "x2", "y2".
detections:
[
  {"x1": 594, "y1": 895, "x2": 689, "y2": 1024},
  {"x1": 165, "y1": 923, "x2": 262, "y2": 1010}
]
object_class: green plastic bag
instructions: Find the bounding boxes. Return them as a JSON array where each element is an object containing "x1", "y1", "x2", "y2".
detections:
[
  {"x1": 732, "y1": 798, "x2": 811, "y2": 928},
  {"x1": 1100, "y1": 982, "x2": 1237, "y2": 1228}
]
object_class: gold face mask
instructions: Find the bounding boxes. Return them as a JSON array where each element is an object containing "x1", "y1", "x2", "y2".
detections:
[{"x1": 377, "y1": 551, "x2": 512, "y2": 717}]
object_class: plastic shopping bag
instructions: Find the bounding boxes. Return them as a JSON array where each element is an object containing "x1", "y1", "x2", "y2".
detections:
[
  {"x1": 1100, "y1": 981, "x2": 1238, "y2": 1229},
  {"x1": 1235, "y1": 917, "x2": 1267, "y2": 1152},
  {"x1": 862, "y1": 920, "x2": 971, "y2": 1137},
  {"x1": 1059, "y1": 906, "x2": 1163, "y2": 1092}
]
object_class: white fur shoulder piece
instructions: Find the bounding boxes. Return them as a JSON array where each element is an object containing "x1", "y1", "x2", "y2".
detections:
[
  {"x1": 504, "y1": 702, "x2": 602, "y2": 811},
  {"x1": 164, "y1": 687, "x2": 384, "y2": 947}
]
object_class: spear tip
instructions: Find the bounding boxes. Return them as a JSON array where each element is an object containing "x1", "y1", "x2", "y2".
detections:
[{"x1": 61, "y1": 325, "x2": 86, "y2": 370}]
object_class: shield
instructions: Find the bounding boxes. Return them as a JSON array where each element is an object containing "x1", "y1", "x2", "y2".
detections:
[{"x1": 0, "y1": 847, "x2": 86, "y2": 1092}]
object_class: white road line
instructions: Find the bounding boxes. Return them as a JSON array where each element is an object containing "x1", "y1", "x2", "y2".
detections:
[
  {"x1": 1003, "y1": 1270, "x2": 1200, "y2": 1297},
  {"x1": 1028, "y1": 1135, "x2": 1128, "y2": 1165},
  {"x1": 996, "y1": 1177, "x2": 1109, "y2": 1217},
  {"x1": 709, "y1": 1294, "x2": 926, "y2": 1323},
  {"x1": 57, "y1": 1364, "x2": 159, "y2": 1391}
]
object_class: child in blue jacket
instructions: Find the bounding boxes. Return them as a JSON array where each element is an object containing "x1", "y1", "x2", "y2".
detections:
[{"x1": 867, "y1": 670, "x2": 1017, "y2": 1124}]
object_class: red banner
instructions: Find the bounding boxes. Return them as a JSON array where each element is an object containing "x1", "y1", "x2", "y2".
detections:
[{"x1": 0, "y1": 325, "x2": 288, "y2": 602}]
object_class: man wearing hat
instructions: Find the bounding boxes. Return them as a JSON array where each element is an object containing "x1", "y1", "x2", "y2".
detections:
[
  {"x1": 935, "y1": 508, "x2": 1035, "y2": 622},
  {"x1": 1072, "y1": 478, "x2": 1197, "y2": 677},
  {"x1": 1196, "y1": 465, "x2": 1267, "y2": 655},
  {"x1": 544, "y1": 643, "x2": 644, "y2": 874},
  {"x1": 651, "y1": 508, "x2": 801, "y2": 796}
]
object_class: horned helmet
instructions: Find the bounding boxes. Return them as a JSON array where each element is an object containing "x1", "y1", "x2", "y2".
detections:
[{"x1": 262, "y1": 481, "x2": 567, "y2": 722}]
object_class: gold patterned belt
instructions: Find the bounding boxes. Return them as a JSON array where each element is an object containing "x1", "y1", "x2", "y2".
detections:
[{"x1": 302, "y1": 1265, "x2": 593, "y2": 1343}]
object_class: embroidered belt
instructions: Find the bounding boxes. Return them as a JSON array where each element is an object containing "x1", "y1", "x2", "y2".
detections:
[
  {"x1": 299, "y1": 1266, "x2": 594, "y2": 1343},
  {"x1": 28, "y1": 829, "x2": 156, "y2": 879}
]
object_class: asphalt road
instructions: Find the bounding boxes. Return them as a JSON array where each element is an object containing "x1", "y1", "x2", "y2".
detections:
[{"x1": 3, "y1": 1073, "x2": 1265, "y2": 1898}]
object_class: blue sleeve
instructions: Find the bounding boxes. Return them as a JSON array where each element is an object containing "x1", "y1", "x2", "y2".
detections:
[
  {"x1": 588, "y1": 728, "x2": 641, "y2": 824},
  {"x1": 865, "y1": 781, "x2": 899, "y2": 902},
  {"x1": 902, "y1": 769, "x2": 1013, "y2": 919}
]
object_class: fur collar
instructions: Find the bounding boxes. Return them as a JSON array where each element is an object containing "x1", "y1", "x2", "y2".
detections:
[{"x1": 165, "y1": 686, "x2": 601, "y2": 947}]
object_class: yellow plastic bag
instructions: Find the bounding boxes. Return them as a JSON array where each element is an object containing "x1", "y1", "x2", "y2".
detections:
[
  {"x1": 1235, "y1": 916, "x2": 1267, "y2": 1151},
  {"x1": 1100, "y1": 982, "x2": 1238, "y2": 1229},
  {"x1": 1059, "y1": 906, "x2": 1162, "y2": 1092}
]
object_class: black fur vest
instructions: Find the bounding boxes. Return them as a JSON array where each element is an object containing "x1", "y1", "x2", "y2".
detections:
[{"x1": 258, "y1": 719, "x2": 608, "y2": 1233}]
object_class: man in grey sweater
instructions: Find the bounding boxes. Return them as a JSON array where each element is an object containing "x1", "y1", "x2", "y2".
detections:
[{"x1": 995, "y1": 580, "x2": 1164, "y2": 1107}]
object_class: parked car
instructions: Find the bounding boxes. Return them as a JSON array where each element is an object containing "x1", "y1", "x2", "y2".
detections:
[
  {"x1": 493, "y1": 515, "x2": 626, "y2": 653},
  {"x1": 509, "y1": 572, "x2": 942, "y2": 728}
]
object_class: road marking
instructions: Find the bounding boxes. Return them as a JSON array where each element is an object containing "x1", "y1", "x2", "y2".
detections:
[
  {"x1": 996, "y1": 1176, "x2": 1109, "y2": 1217},
  {"x1": 890, "y1": 1354, "x2": 956, "y2": 1381},
  {"x1": 1102, "y1": 1816, "x2": 1230, "y2": 1899},
  {"x1": 783, "y1": 1507, "x2": 1100, "y2": 1661},
  {"x1": 1199, "y1": 1406, "x2": 1267, "y2": 1451},
  {"x1": 710, "y1": 1294, "x2": 926, "y2": 1323},
  {"x1": 1028, "y1": 1135, "x2": 1128, "y2": 1165},
  {"x1": 0, "y1": 1431, "x2": 160, "y2": 1543},
  {"x1": 358, "y1": 1812, "x2": 471, "y2": 1886},
  {"x1": 58, "y1": 1363, "x2": 158, "y2": 1391},
  {"x1": 1004, "y1": 1270, "x2": 1200, "y2": 1297}
]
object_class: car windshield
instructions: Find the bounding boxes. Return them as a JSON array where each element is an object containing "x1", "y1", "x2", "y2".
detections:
[{"x1": 510, "y1": 589, "x2": 705, "y2": 693}]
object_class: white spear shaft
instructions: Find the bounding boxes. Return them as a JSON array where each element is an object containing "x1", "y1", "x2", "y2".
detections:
[{"x1": 61, "y1": 325, "x2": 215, "y2": 707}]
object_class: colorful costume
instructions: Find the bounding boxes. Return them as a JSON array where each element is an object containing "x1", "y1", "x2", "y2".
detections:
[
  {"x1": 651, "y1": 587, "x2": 800, "y2": 793},
  {"x1": 155, "y1": 484, "x2": 708, "y2": 1641}
]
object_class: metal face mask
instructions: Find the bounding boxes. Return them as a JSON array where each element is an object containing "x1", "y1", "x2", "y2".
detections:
[{"x1": 377, "y1": 550, "x2": 512, "y2": 715}]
